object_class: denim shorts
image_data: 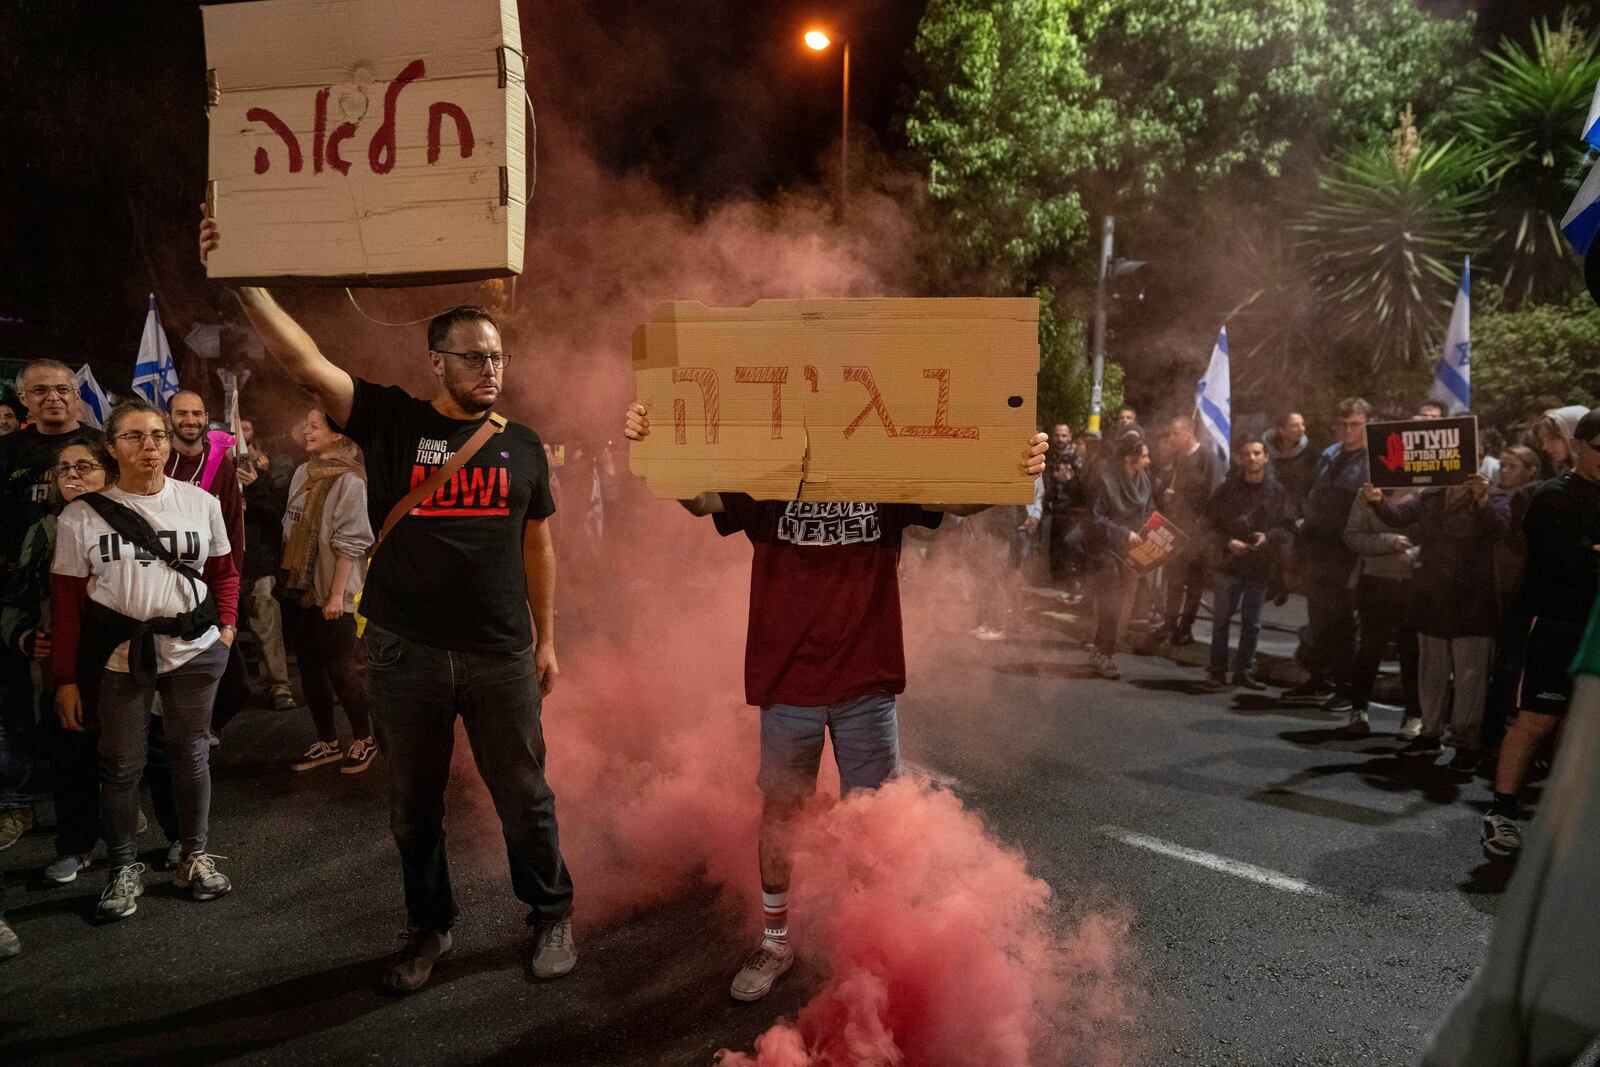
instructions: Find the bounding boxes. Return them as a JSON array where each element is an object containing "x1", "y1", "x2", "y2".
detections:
[{"x1": 758, "y1": 693, "x2": 899, "y2": 802}]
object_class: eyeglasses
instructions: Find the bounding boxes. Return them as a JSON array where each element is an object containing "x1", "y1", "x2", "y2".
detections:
[
  {"x1": 51, "y1": 461, "x2": 103, "y2": 477},
  {"x1": 26, "y1": 385, "x2": 74, "y2": 399},
  {"x1": 433, "y1": 349, "x2": 509, "y2": 371},
  {"x1": 111, "y1": 430, "x2": 171, "y2": 446}
]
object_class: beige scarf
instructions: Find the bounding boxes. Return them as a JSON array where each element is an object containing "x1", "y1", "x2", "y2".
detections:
[{"x1": 280, "y1": 455, "x2": 365, "y2": 607}]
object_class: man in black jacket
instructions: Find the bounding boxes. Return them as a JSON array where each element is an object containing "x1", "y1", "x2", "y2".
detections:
[
  {"x1": 1284, "y1": 398, "x2": 1371, "y2": 707},
  {"x1": 1203, "y1": 437, "x2": 1295, "y2": 689},
  {"x1": 1482, "y1": 409, "x2": 1600, "y2": 858},
  {"x1": 1155, "y1": 414, "x2": 1226, "y2": 645}
]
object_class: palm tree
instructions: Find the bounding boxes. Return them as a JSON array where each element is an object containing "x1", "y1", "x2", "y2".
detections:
[
  {"x1": 1452, "y1": 15, "x2": 1600, "y2": 306},
  {"x1": 1296, "y1": 109, "x2": 1486, "y2": 370}
]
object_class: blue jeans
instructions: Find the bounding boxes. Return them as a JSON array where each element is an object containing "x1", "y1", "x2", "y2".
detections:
[
  {"x1": 758, "y1": 694, "x2": 899, "y2": 803},
  {"x1": 363, "y1": 624, "x2": 573, "y2": 932},
  {"x1": 1209, "y1": 571, "x2": 1266, "y2": 675}
]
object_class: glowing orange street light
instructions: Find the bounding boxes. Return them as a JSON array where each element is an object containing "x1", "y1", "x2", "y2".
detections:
[{"x1": 801, "y1": 27, "x2": 850, "y2": 221}]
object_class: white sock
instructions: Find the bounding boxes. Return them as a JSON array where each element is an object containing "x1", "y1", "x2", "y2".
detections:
[{"x1": 761, "y1": 890, "x2": 789, "y2": 946}]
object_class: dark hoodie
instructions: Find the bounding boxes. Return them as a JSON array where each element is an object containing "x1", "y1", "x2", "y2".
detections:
[{"x1": 1264, "y1": 428, "x2": 1317, "y2": 513}]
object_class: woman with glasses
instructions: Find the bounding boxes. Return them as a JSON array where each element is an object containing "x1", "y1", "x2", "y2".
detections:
[
  {"x1": 2, "y1": 443, "x2": 115, "y2": 884},
  {"x1": 48, "y1": 398, "x2": 241, "y2": 920}
]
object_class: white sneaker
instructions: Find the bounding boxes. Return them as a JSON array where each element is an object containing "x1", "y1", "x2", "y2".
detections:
[
  {"x1": 172, "y1": 850, "x2": 232, "y2": 901},
  {"x1": 97, "y1": 863, "x2": 145, "y2": 920},
  {"x1": 1397, "y1": 716, "x2": 1423, "y2": 740},
  {"x1": 1481, "y1": 813, "x2": 1522, "y2": 858},
  {"x1": 973, "y1": 625, "x2": 1006, "y2": 642},
  {"x1": 730, "y1": 938, "x2": 794, "y2": 1002}
]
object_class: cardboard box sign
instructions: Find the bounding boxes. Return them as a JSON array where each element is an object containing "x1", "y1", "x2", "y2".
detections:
[
  {"x1": 629, "y1": 298, "x2": 1040, "y2": 505},
  {"x1": 202, "y1": 0, "x2": 525, "y2": 286},
  {"x1": 1366, "y1": 415, "x2": 1480, "y2": 489}
]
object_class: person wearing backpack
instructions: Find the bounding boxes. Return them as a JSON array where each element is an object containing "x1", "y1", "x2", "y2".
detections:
[{"x1": 48, "y1": 398, "x2": 241, "y2": 920}]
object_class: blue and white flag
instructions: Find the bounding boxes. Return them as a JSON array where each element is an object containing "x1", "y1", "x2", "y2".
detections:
[
  {"x1": 1195, "y1": 326, "x2": 1230, "y2": 458},
  {"x1": 1430, "y1": 258, "x2": 1470, "y2": 415},
  {"x1": 131, "y1": 294, "x2": 180, "y2": 409},
  {"x1": 74, "y1": 364, "x2": 112, "y2": 429},
  {"x1": 1585, "y1": 78, "x2": 1600, "y2": 150},
  {"x1": 1562, "y1": 159, "x2": 1600, "y2": 258}
]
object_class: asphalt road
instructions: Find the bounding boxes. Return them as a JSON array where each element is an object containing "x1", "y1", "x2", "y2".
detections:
[{"x1": 0, "y1": 585, "x2": 1505, "y2": 1066}]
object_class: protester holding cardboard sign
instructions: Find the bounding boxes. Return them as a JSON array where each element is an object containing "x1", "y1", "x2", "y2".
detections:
[
  {"x1": 622, "y1": 399, "x2": 1045, "y2": 1003},
  {"x1": 200, "y1": 213, "x2": 575, "y2": 995}
]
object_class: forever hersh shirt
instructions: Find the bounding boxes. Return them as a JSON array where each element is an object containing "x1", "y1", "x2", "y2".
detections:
[
  {"x1": 334, "y1": 379, "x2": 555, "y2": 653},
  {"x1": 713, "y1": 495, "x2": 942, "y2": 708}
]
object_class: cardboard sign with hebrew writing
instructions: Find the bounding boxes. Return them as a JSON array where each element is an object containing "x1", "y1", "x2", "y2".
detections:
[
  {"x1": 1366, "y1": 416, "x2": 1479, "y2": 489},
  {"x1": 630, "y1": 299, "x2": 1040, "y2": 505},
  {"x1": 202, "y1": 0, "x2": 525, "y2": 286}
]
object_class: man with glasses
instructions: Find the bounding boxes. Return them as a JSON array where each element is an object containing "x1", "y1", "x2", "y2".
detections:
[
  {"x1": 1482, "y1": 409, "x2": 1600, "y2": 859},
  {"x1": 0, "y1": 361, "x2": 96, "y2": 850},
  {"x1": 200, "y1": 213, "x2": 573, "y2": 995}
]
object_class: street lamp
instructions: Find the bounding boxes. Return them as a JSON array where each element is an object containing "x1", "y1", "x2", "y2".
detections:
[{"x1": 803, "y1": 27, "x2": 850, "y2": 221}]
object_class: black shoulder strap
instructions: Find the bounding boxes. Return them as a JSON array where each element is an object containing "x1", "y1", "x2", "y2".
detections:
[{"x1": 77, "y1": 492, "x2": 204, "y2": 584}]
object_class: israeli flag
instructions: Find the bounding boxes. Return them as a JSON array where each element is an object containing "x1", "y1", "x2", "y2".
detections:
[
  {"x1": 1195, "y1": 326, "x2": 1231, "y2": 458},
  {"x1": 131, "y1": 294, "x2": 180, "y2": 409},
  {"x1": 1430, "y1": 258, "x2": 1470, "y2": 415},
  {"x1": 1585, "y1": 78, "x2": 1600, "y2": 150},
  {"x1": 1562, "y1": 158, "x2": 1600, "y2": 257},
  {"x1": 74, "y1": 364, "x2": 111, "y2": 429}
]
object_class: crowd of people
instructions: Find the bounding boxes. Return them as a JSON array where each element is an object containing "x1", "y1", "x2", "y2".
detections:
[
  {"x1": 0, "y1": 222, "x2": 1592, "y2": 1019},
  {"x1": 1018, "y1": 395, "x2": 1599, "y2": 866}
]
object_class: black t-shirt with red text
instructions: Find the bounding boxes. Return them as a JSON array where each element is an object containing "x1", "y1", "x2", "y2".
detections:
[
  {"x1": 336, "y1": 379, "x2": 554, "y2": 653},
  {"x1": 713, "y1": 495, "x2": 942, "y2": 708}
]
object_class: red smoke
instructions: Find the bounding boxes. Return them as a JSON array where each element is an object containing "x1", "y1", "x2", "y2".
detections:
[{"x1": 245, "y1": 84, "x2": 1135, "y2": 1067}]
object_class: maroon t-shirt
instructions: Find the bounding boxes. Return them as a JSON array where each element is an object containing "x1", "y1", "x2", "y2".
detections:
[{"x1": 714, "y1": 495, "x2": 942, "y2": 708}]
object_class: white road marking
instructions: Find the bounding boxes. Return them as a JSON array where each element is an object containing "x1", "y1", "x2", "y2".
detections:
[{"x1": 1096, "y1": 826, "x2": 1330, "y2": 897}]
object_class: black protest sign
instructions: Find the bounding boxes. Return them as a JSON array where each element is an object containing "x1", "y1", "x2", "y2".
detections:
[
  {"x1": 1125, "y1": 511, "x2": 1188, "y2": 574},
  {"x1": 1366, "y1": 416, "x2": 1479, "y2": 489}
]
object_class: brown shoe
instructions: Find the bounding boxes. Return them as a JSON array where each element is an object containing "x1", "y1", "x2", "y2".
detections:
[
  {"x1": 381, "y1": 928, "x2": 452, "y2": 995},
  {"x1": 0, "y1": 807, "x2": 34, "y2": 851}
]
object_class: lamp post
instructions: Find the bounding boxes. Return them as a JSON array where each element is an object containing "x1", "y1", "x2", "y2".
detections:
[{"x1": 804, "y1": 29, "x2": 850, "y2": 221}]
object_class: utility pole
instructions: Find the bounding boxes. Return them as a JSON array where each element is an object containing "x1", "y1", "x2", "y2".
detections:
[{"x1": 1089, "y1": 215, "x2": 1113, "y2": 435}]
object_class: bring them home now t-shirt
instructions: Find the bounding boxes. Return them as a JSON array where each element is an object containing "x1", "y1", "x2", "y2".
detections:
[
  {"x1": 335, "y1": 379, "x2": 555, "y2": 653},
  {"x1": 713, "y1": 495, "x2": 942, "y2": 708}
]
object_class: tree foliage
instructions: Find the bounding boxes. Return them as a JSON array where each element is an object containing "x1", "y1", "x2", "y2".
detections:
[
  {"x1": 1295, "y1": 114, "x2": 1486, "y2": 371},
  {"x1": 1450, "y1": 15, "x2": 1600, "y2": 305},
  {"x1": 1471, "y1": 291, "x2": 1600, "y2": 430}
]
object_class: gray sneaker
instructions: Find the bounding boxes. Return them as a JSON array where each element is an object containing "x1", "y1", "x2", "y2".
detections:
[
  {"x1": 164, "y1": 840, "x2": 183, "y2": 870},
  {"x1": 172, "y1": 850, "x2": 232, "y2": 901},
  {"x1": 531, "y1": 915, "x2": 577, "y2": 978},
  {"x1": 1481, "y1": 813, "x2": 1523, "y2": 858},
  {"x1": 0, "y1": 918, "x2": 18, "y2": 960},
  {"x1": 730, "y1": 939, "x2": 794, "y2": 1002},
  {"x1": 98, "y1": 863, "x2": 146, "y2": 920},
  {"x1": 43, "y1": 853, "x2": 93, "y2": 885},
  {"x1": 382, "y1": 928, "x2": 453, "y2": 996}
]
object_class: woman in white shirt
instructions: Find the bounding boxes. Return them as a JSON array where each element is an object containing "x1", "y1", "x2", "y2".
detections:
[{"x1": 50, "y1": 399, "x2": 241, "y2": 920}]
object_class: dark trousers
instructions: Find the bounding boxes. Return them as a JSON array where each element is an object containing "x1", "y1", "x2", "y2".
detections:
[
  {"x1": 0, "y1": 658, "x2": 36, "y2": 809},
  {"x1": 1350, "y1": 575, "x2": 1420, "y2": 714},
  {"x1": 1209, "y1": 571, "x2": 1266, "y2": 674},
  {"x1": 1046, "y1": 513, "x2": 1085, "y2": 580},
  {"x1": 38, "y1": 709, "x2": 101, "y2": 856},
  {"x1": 1091, "y1": 563, "x2": 1136, "y2": 655},
  {"x1": 1163, "y1": 548, "x2": 1208, "y2": 632},
  {"x1": 1302, "y1": 554, "x2": 1357, "y2": 689},
  {"x1": 363, "y1": 623, "x2": 573, "y2": 931},
  {"x1": 283, "y1": 605, "x2": 371, "y2": 741}
]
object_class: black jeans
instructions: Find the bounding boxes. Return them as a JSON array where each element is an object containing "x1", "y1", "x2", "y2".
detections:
[
  {"x1": 39, "y1": 709, "x2": 101, "y2": 856},
  {"x1": 363, "y1": 623, "x2": 573, "y2": 931},
  {"x1": 1163, "y1": 548, "x2": 1208, "y2": 632},
  {"x1": 1302, "y1": 554, "x2": 1357, "y2": 689},
  {"x1": 1349, "y1": 576, "x2": 1420, "y2": 714},
  {"x1": 284, "y1": 605, "x2": 371, "y2": 742}
]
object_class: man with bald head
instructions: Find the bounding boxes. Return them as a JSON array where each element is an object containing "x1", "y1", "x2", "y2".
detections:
[{"x1": 164, "y1": 389, "x2": 244, "y2": 574}]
